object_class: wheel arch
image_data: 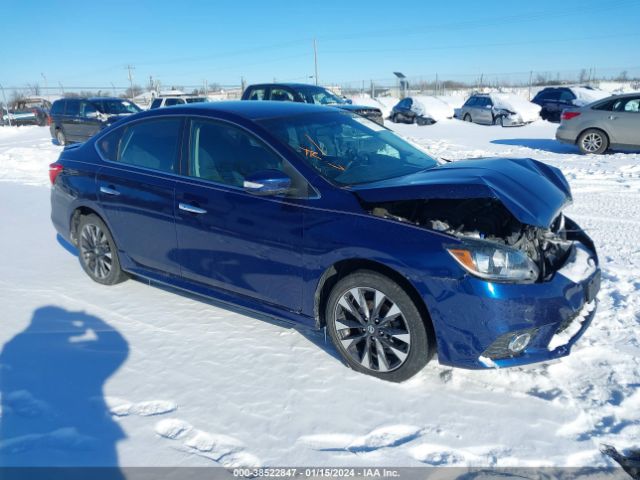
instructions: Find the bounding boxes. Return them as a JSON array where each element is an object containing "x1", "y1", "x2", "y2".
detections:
[
  {"x1": 314, "y1": 258, "x2": 437, "y2": 348},
  {"x1": 576, "y1": 126, "x2": 610, "y2": 146},
  {"x1": 69, "y1": 205, "x2": 106, "y2": 246}
]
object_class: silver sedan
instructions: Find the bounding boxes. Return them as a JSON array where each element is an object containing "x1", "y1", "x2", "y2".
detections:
[{"x1": 556, "y1": 93, "x2": 640, "y2": 154}]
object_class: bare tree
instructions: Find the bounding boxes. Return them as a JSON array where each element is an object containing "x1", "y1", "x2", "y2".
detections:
[
  {"x1": 124, "y1": 84, "x2": 144, "y2": 99},
  {"x1": 578, "y1": 69, "x2": 589, "y2": 83}
]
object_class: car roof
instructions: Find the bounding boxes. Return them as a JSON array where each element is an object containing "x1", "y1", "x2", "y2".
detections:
[
  {"x1": 54, "y1": 97, "x2": 125, "y2": 102},
  {"x1": 247, "y1": 83, "x2": 323, "y2": 89},
  {"x1": 136, "y1": 100, "x2": 338, "y2": 121}
]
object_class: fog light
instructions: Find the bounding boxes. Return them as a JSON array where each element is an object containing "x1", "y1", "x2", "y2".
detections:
[{"x1": 508, "y1": 333, "x2": 531, "y2": 353}]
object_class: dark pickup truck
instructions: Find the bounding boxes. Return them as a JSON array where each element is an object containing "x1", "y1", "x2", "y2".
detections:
[{"x1": 241, "y1": 83, "x2": 384, "y2": 125}]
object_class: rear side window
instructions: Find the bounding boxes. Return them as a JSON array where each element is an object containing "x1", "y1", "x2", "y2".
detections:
[
  {"x1": 150, "y1": 99, "x2": 162, "y2": 109},
  {"x1": 246, "y1": 88, "x2": 266, "y2": 100},
  {"x1": 164, "y1": 98, "x2": 185, "y2": 106},
  {"x1": 50, "y1": 100, "x2": 65, "y2": 115},
  {"x1": 465, "y1": 97, "x2": 477, "y2": 106},
  {"x1": 559, "y1": 90, "x2": 576, "y2": 102},
  {"x1": 269, "y1": 88, "x2": 295, "y2": 102},
  {"x1": 65, "y1": 100, "x2": 80, "y2": 116},
  {"x1": 97, "y1": 118, "x2": 182, "y2": 173}
]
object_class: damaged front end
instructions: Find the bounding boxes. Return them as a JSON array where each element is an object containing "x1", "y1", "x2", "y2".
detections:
[{"x1": 368, "y1": 197, "x2": 579, "y2": 282}]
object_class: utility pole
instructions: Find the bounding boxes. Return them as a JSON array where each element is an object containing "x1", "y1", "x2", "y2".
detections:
[
  {"x1": 58, "y1": 82, "x2": 65, "y2": 96},
  {"x1": 40, "y1": 73, "x2": 48, "y2": 100},
  {"x1": 125, "y1": 64, "x2": 135, "y2": 100},
  {"x1": 0, "y1": 83, "x2": 12, "y2": 126},
  {"x1": 110, "y1": 82, "x2": 116, "y2": 97},
  {"x1": 313, "y1": 38, "x2": 318, "y2": 86},
  {"x1": 528, "y1": 71, "x2": 533, "y2": 100}
]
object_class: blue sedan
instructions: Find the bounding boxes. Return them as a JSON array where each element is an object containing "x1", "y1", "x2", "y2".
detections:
[{"x1": 50, "y1": 101, "x2": 600, "y2": 382}]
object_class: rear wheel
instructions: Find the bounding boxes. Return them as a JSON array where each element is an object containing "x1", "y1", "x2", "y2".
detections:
[
  {"x1": 391, "y1": 113, "x2": 400, "y2": 123},
  {"x1": 463, "y1": 113, "x2": 472, "y2": 122},
  {"x1": 56, "y1": 129, "x2": 66, "y2": 146},
  {"x1": 78, "y1": 214, "x2": 128, "y2": 285},
  {"x1": 578, "y1": 129, "x2": 608, "y2": 155},
  {"x1": 325, "y1": 270, "x2": 432, "y2": 382},
  {"x1": 416, "y1": 117, "x2": 428, "y2": 126}
]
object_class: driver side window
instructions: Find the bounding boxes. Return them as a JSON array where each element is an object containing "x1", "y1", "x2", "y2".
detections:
[{"x1": 187, "y1": 119, "x2": 311, "y2": 197}]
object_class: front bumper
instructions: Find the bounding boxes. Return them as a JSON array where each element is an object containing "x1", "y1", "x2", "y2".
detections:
[{"x1": 424, "y1": 237, "x2": 600, "y2": 369}]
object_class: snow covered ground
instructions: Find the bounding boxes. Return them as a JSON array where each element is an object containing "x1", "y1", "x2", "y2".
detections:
[{"x1": 0, "y1": 121, "x2": 638, "y2": 470}]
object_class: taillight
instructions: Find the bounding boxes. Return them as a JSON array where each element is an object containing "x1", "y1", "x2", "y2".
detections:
[
  {"x1": 49, "y1": 162, "x2": 63, "y2": 185},
  {"x1": 562, "y1": 111, "x2": 581, "y2": 120},
  {"x1": 47, "y1": 115, "x2": 52, "y2": 126}
]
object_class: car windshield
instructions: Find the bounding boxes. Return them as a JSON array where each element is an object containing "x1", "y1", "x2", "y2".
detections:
[
  {"x1": 297, "y1": 86, "x2": 346, "y2": 105},
  {"x1": 94, "y1": 100, "x2": 142, "y2": 115},
  {"x1": 259, "y1": 111, "x2": 438, "y2": 186}
]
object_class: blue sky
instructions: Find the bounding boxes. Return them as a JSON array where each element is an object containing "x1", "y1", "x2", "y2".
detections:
[{"x1": 2, "y1": 0, "x2": 639, "y2": 90}]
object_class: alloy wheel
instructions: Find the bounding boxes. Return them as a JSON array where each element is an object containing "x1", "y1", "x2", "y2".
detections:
[
  {"x1": 333, "y1": 287, "x2": 411, "y2": 372},
  {"x1": 80, "y1": 223, "x2": 113, "y2": 280},
  {"x1": 581, "y1": 132, "x2": 603, "y2": 152}
]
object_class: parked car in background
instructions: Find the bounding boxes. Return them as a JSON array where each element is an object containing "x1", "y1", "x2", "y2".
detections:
[
  {"x1": 1, "y1": 97, "x2": 51, "y2": 126},
  {"x1": 50, "y1": 101, "x2": 599, "y2": 381},
  {"x1": 242, "y1": 83, "x2": 384, "y2": 125},
  {"x1": 457, "y1": 93, "x2": 540, "y2": 126},
  {"x1": 149, "y1": 96, "x2": 208, "y2": 109},
  {"x1": 532, "y1": 86, "x2": 609, "y2": 122},
  {"x1": 49, "y1": 97, "x2": 142, "y2": 145},
  {"x1": 390, "y1": 96, "x2": 454, "y2": 125},
  {"x1": 556, "y1": 92, "x2": 640, "y2": 154}
]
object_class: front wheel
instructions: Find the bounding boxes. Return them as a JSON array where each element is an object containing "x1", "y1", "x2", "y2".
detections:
[
  {"x1": 463, "y1": 113, "x2": 472, "y2": 122},
  {"x1": 325, "y1": 270, "x2": 432, "y2": 382},
  {"x1": 578, "y1": 129, "x2": 608, "y2": 154},
  {"x1": 78, "y1": 214, "x2": 128, "y2": 285},
  {"x1": 493, "y1": 116, "x2": 504, "y2": 126}
]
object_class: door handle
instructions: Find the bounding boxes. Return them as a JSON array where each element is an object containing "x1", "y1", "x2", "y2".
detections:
[
  {"x1": 179, "y1": 203, "x2": 207, "y2": 214},
  {"x1": 100, "y1": 186, "x2": 120, "y2": 196},
  {"x1": 608, "y1": 115, "x2": 617, "y2": 120}
]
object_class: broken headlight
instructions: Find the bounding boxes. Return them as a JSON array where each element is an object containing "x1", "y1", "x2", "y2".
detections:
[{"x1": 447, "y1": 242, "x2": 539, "y2": 283}]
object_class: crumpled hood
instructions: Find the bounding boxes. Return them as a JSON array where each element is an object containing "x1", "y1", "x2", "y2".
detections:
[{"x1": 352, "y1": 157, "x2": 572, "y2": 228}]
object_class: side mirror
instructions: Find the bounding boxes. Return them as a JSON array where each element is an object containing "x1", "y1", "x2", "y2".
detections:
[
  {"x1": 344, "y1": 98, "x2": 353, "y2": 104},
  {"x1": 243, "y1": 169, "x2": 291, "y2": 196},
  {"x1": 85, "y1": 110, "x2": 99, "y2": 118}
]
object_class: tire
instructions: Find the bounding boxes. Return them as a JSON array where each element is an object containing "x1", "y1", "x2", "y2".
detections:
[
  {"x1": 463, "y1": 113, "x2": 472, "y2": 122},
  {"x1": 391, "y1": 113, "x2": 400, "y2": 123},
  {"x1": 493, "y1": 116, "x2": 504, "y2": 127},
  {"x1": 325, "y1": 270, "x2": 432, "y2": 382},
  {"x1": 577, "y1": 128, "x2": 608, "y2": 155},
  {"x1": 56, "y1": 129, "x2": 66, "y2": 146},
  {"x1": 77, "y1": 214, "x2": 128, "y2": 285},
  {"x1": 416, "y1": 117, "x2": 427, "y2": 126}
]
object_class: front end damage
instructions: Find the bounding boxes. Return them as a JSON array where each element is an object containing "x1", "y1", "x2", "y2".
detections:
[
  {"x1": 368, "y1": 197, "x2": 576, "y2": 282},
  {"x1": 363, "y1": 195, "x2": 601, "y2": 369}
]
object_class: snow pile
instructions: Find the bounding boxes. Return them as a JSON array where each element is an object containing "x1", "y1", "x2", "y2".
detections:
[
  {"x1": 571, "y1": 87, "x2": 610, "y2": 106},
  {"x1": 0, "y1": 126, "x2": 61, "y2": 186},
  {"x1": 410, "y1": 96, "x2": 455, "y2": 121},
  {"x1": 492, "y1": 93, "x2": 541, "y2": 122}
]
